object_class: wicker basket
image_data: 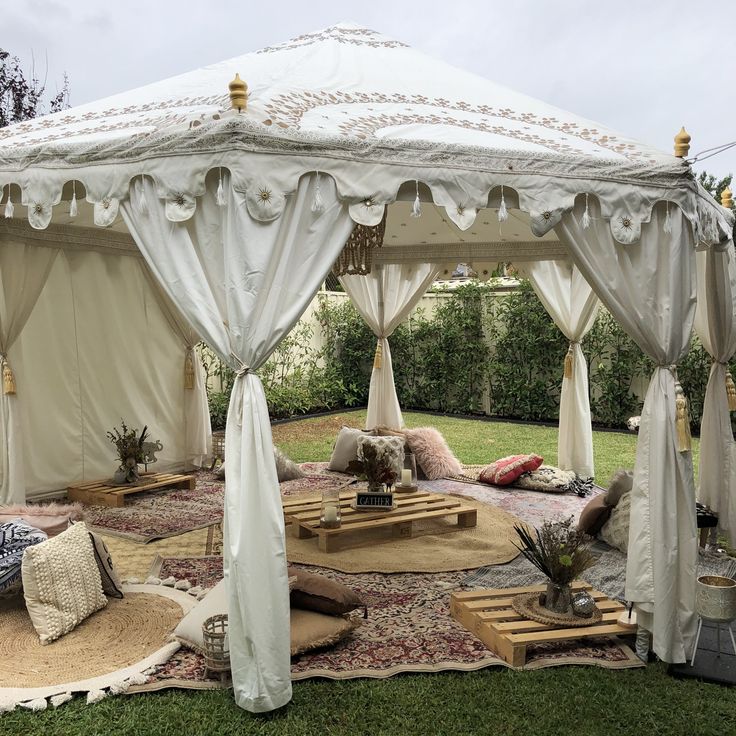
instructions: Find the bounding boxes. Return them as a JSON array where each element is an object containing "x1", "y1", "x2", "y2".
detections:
[{"x1": 202, "y1": 613, "x2": 231, "y2": 682}]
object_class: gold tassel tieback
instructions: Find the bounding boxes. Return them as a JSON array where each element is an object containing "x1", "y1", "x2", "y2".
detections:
[
  {"x1": 674, "y1": 379, "x2": 692, "y2": 452},
  {"x1": 373, "y1": 341, "x2": 383, "y2": 370},
  {"x1": 564, "y1": 343, "x2": 576, "y2": 379},
  {"x1": 2, "y1": 360, "x2": 16, "y2": 395},
  {"x1": 184, "y1": 351, "x2": 195, "y2": 390},
  {"x1": 726, "y1": 370, "x2": 736, "y2": 411}
]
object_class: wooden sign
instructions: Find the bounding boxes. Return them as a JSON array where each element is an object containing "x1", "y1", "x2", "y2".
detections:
[{"x1": 355, "y1": 490, "x2": 395, "y2": 511}]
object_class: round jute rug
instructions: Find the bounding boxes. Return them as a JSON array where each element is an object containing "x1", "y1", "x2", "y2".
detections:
[
  {"x1": 285, "y1": 498, "x2": 527, "y2": 573},
  {"x1": 0, "y1": 586, "x2": 190, "y2": 698}
]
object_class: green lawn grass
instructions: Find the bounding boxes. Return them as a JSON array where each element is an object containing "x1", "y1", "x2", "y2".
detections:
[{"x1": 5, "y1": 413, "x2": 727, "y2": 736}]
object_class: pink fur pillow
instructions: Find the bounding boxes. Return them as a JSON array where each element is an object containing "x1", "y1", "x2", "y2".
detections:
[
  {"x1": 0, "y1": 502, "x2": 84, "y2": 538},
  {"x1": 403, "y1": 427, "x2": 462, "y2": 480}
]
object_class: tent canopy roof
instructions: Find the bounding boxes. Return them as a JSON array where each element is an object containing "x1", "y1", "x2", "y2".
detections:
[{"x1": 0, "y1": 23, "x2": 731, "y2": 245}]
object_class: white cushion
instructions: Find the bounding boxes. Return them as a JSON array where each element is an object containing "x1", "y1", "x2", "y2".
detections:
[
  {"x1": 22, "y1": 521, "x2": 107, "y2": 644},
  {"x1": 599, "y1": 492, "x2": 632, "y2": 553},
  {"x1": 173, "y1": 579, "x2": 227, "y2": 653},
  {"x1": 327, "y1": 427, "x2": 374, "y2": 472}
]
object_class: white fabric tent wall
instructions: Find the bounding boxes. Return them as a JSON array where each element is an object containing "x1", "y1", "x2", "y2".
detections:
[
  {"x1": 557, "y1": 198, "x2": 698, "y2": 662},
  {"x1": 13, "y1": 247, "x2": 202, "y2": 496},
  {"x1": 340, "y1": 262, "x2": 440, "y2": 429},
  {"x1": 694, "y1": 245, "x2": 736, "y2": 543},
  {"x1": 523, "y1": 260, "x2": 598, "y2": 478}
]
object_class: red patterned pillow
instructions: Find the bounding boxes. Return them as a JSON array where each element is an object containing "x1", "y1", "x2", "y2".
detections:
[{"x1": 479, "y1": 454, "x2": 543, "y2": 486}]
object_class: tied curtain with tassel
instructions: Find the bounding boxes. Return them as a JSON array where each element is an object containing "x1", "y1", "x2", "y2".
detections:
[
  {"x1": 556, "y1": 198, "x2": 698, "y2": 663},
  {"x1": 0, "y1": 240, "x2": 58, "y2": 504},
  {"x1": 694, "y1": 244, "x2": 736, "y2": 543},
  {"x1": 121, "y1": 171, "x2": 354, "y2": 713},
  {"x1": 340, "y1": 262, "x2": 440, "y2": 429},
  {"x1": 139, "y1": 262, "x2": 212, "y2": 468},
  {"x1": 523, "y1": 260, "x2": 599, "y2": 478}
]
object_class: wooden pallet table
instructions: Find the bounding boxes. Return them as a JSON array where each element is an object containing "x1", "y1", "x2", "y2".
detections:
[
  {"x1": 67, "y1": 472, "x2": 196, "y2": 507},
  {"x1": 283, "y1": 490, "x2": 477, "y2": 553},
  {"x1": 451, "y1": 582, "x2": 635, "y2": 668}
]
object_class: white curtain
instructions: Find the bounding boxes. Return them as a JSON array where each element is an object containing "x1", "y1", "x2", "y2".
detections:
[
  {"x1": 694, "y1": 244, "x2": 736, "y2": 542},
  {"x1": 121, "y1": 172, "x2": 354, "y2": 713},
  {"x1": 140, "y1": 263, "x2": 212, "y2": 468},
  {"x1": 524, "y1": 260, "x2": 599, "y2": 478},
  {"x1": 556, "y1": 199, "x2": 697, "y2": 663},
  {"x1": 0, "y1": 240, "x2": 58, "y2": 504},
  {"x1": 340, "y1": 262, "x2": 439, "y2": 429}
]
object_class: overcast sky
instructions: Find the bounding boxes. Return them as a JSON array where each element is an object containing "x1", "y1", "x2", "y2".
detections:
[{"x1": 5, "y1": 0, "x2": 735, "y2": 180}]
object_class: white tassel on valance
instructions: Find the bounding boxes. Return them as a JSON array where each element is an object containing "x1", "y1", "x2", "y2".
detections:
[
  {"x1": 497, "y1": 185, "x2": 508, "y2": 222},
  {"x1": 69, "y1": 182, "x2": 78, "y2": 217},
  {"x1": 581, "y1": 194, "x2": 591, "y2": 229},
  {"x1": 3, "y1": 194, "x2": 13, "y2": 219},
  {"x1": 216, "y1": 168, "x2": 226, "y2": 207},
  {"x1": 311, "y1": 171, "x2": 324, "y2": 213},
  {"x1": 663, "y1": 204, "x2": 673, "y2": 234},
  {"x1": 411, "y1": 180, "x2": 422, "y2": 218}
]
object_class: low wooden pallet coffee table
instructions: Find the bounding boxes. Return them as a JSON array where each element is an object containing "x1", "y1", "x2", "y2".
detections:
[
  {"x1": 283, "y1": 490, "x2": 477, "y2": 553},
  {"x1": 67, "y1": 472, "x2": 196, "y2": 507},
  {"x1": 451, "y1": 582, "x2": 635, "y2": 667}
]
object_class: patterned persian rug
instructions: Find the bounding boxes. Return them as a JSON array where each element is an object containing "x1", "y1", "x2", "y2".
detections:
[
  {"x1": 131, "y1": 555, "x2": 643, "y2": 694},
  {"x1": 84, "y1": 471, "x2": 349, "y2": 543}
]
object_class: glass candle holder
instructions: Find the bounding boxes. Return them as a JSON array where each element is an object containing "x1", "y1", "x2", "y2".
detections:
[
  {"x1": 397, "y1": 451, "x2": 418, "y2": 490},
  {"x1": 320, "y1": 486, "x2": 341, "y2": 529}
]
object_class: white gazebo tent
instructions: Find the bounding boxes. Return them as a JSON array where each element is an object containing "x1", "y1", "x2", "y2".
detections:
[{"x1": 0, "y1": 24, "x2": 733, "y2": 713}]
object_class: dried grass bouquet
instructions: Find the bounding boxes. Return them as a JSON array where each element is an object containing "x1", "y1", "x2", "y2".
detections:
[{"x1": 514, "y1": 516, "x2": 595, "y2": 586}]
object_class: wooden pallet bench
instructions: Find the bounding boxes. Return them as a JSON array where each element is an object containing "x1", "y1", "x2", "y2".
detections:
[
  {"x1": 451, "y1": 582, "x2": 635, "y2": 667},
  {"x1": 283, "y1": 490, "x2": 477, "y2": 553},
  {"x1": 68, "y1": 472, "x2": 196, "y2": 507}
]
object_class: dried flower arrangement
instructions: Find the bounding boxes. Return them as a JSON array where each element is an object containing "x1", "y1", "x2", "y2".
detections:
[
  {"x1": 514, "y1": 517, "x2": 595, "y2": 587},
  {"x1": 348, "y1": 440, "x2": 400, "y2": 490},
  {"x1": 106, "y1": 420, "x2": 149, "y2": 484}
]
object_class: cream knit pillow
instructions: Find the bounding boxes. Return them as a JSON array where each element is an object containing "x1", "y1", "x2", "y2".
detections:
[{"x1": 22, "y1": 521, "x2": 107, "y2": 644}]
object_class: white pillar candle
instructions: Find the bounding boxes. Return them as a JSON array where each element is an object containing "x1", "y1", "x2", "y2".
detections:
[
  {"x1": 401, "y1": 469, "x2": 412, "y2": 486},
  {"x1": 323, "y1": 504, "x2": 338, "y2": 522}
]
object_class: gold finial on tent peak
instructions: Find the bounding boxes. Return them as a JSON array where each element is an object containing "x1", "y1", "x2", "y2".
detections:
[
  {"x1": 721, "y1": 187, "x2": 733, "y2": 209},
  {"x1": 229, "y1": 73, "x2": 248, "y2": 112},
  {"x1": 674, "y1": 127, "x2": 691, "y2": 158}
]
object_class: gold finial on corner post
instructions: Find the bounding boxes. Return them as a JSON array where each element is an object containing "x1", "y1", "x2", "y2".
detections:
[
  {"x1": 674, "y1": 127, "x2": 691, "y2": 158},
  {"x1": 721, "y1": 186, "x2": 733, "y2": 210},
  {"x1": 229, "y1": 73, "x2": 248, "y2": 112}
]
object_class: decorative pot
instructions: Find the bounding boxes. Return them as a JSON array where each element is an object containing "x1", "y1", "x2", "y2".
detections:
[
  {"x1": 113, "y1": 456, "x2": 141, "y2": 485},
  {"x1": 544, "y1": 581, "x2": 573, "y2": 614},
  {"x1": 696, "y1": 575, "x2": 736, "y2": 623}
]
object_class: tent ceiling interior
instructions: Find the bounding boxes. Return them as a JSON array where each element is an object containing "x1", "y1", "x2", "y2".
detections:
[{"x1": 1, "y1": 22, "x2": 734, "y2": 714}]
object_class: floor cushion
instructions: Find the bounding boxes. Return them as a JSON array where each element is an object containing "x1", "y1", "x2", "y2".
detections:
[
  {"x1": 88, "y1": 530, "x2": 124, "y2": 598},
  {"x1": 0, "y1": 502, "x2": 83, "y2": 538},
  {"x1": 599, "y1": 493, "x2": 632, "y2": 553},
  {"x1": 175, "y1": 577, "x2": 360, "y2": 657},
  {"x1": 290, "y1": 609, "x2": 359, "y2": 656},
  {"x1": 327, "y1": 427, "x2": 376, "y2": 473},
  {"x1": 22, "y1": 521, "x2": 107, "y2": 644},
  {"x1": 288, "y1": 566, "x2": 366, "y2": 616},
  {"x1": 0, "y1": 519, "x2": 47, "y2": 596},
  {"x1": 577, "y1": 494, "x2": 611, "y2": 536},
  {"x1": 403, "y1": 427, "x2": 462, "y2": 480},
  {"x1": 174, "y1": 579, "x2": 227, "y2": 654},
  {"x1": 479, "y1": 454, "x2": 543, "y2": 486},
  {"x1": 216, "y1": 446, "x2": 306, "y2": 483}
]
